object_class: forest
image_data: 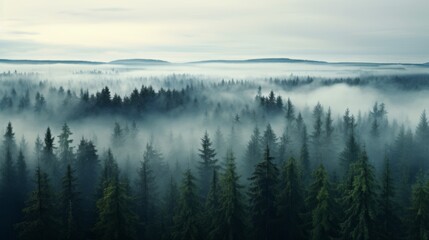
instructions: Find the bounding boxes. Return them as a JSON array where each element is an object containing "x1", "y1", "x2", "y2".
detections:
[{"x1": 0, "y1": 64, "x2": 429, "y2": 240}]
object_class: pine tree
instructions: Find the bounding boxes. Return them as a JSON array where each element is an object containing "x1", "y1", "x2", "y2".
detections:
[
  {"x1": 162, "y1": 178, "x2": 179, "y2": 240},
  {"x1": 205, "y1": 168, "x2": 221, "y2": 239},
  {"x1": 339, "y1": 120, "x2": 360, "y2": 176},
  {"x1": 173, "y1": 169, "x2": 201, "y2": 240},
  {"x1": 136, "y1": 157, "x2": 157, "y2": 239},
  {"x1": 377, "y1": 157, "x2": 401, "y2": 240},
  {"x1": 244, "y1": 126, "x2": 262, "y2": 180},
  {"x1": 75, "y1": 138, "x2": 99, "y2": 234},
  {"x1": 307, "y1": 165, "x2": 338, "y2": 240},
  {"x1": 16, "y1": 168, "x2": 60, "y2": 240},
  {"x1": 408, "y1": 175, "x2": 429, "y2": 240},
  {"x1": 300, "y1": 125, "x2": 310, "y2": 182},
  {"x1": 0, "y1": 145, "x2": 17, "y2": 239},
  {"x1": 276, "y1": 157, "x2": 305, "y2": 239},
  {"x1": 98, "y1": 150, "x2": 119, "y2": 197},
  {"x1": 60, "y1": 164, "x2": 81, "y2": 240},
  {"x1": 285, "y1": 98, "x2": 295, "y2": 125},
  {"x1": 42, "y1": 127, "x2": 59, "y2": 188},
  {"x1": 248, "y1": 146, "x2": 278, "y2": 240},
  {"x1": 214, "y1": 150, "x2": 246, "y2": 240},
  {"x1": 261, "y1": 124, "x2": 278, "y2": 159},
  {"x1": 94, "y1": 179, "x2": 138, "y2": 240},
  {"x1": 57, "y1": 123, "x2": 74, "y2": 170},
  {"x1": 341, "y1": 151, "x2": 377, "y2": 240},
  {"x1": 198, "y1": 132, "x2": 217, "y2": 198},
  {"x1": 16, "y1": 149, "x2": 29, "y2": 221}
]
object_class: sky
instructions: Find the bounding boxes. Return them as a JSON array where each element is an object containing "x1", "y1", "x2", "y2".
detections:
[{"x1": 0, "y1": 0, "x2": 428, "y2": 63}]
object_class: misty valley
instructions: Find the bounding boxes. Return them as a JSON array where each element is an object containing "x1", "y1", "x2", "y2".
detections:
[{"x1": 1, "y1": 61, "x2": 429, "y2": 240}]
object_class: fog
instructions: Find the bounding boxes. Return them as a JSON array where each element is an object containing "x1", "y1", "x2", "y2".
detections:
[{"x1": 1, "y1": 61, "x2": 429, "y2": 239}]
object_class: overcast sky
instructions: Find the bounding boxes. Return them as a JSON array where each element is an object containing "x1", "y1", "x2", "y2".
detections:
[{"x1": 0, "y1": 0, "x2": 428, "y2": 62}]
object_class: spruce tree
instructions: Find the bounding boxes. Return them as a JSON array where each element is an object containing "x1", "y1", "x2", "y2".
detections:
[
  {"x1": 408, "y1": 175, "x2": 429, "y2": 240},
  {"x1": 57, "y1": 123, "x2": 74, "y2": 170},
  {"x1": 75, "y1": 138, "x2": 99, "y2": 234},
  {"x1": 215, "y1": 150, "x2": 246, "y2": 240},
  {"x1": 0, "y1": 147, "x2": 17, "y2": 239},
  {"x1": 205, "y1": 168, "x2": 221, "y2": 239},
  {"x1": 276, "y1": 157, "x2": 305, "y2": 240},
  {"x1": 136, "y1": 157, "x2": 157, "y2": 239},
  {"x1": 377, "y1": 157, "x2": 401, "y2": 240},
  {"x1": 162, "y1": 178, "x2": 179, "y2": 240},
  {"x1": 16, "y1": 167, "x2": 60, "y2": 240},
  {"x1": 42, "y1": 127, "x2": 59, "y2": 188},
  {"x1": 60, "y1": 164, "x2": 81, "y2": 240},
  {"x1": 248, "y1": 146, "x2": 278, "y2": 240},
  {"x1": 94, "y1": 179, "x2": 138, "y2": 240},
  {"x1": 173, "y1": 169, "x2": 201, "y2": 240},
  {"x1": 307, "y1": 165, "x2": 338, "y2": 240},
  {"x1": 198, "y1": 132, "x2": 217, "y2": 198},
  {"x1": 341, "y1": 150, "x2": 377, "y2": 240},
  {"x1": 244, "y1": 126, "x2": 262, "y2": 180}
]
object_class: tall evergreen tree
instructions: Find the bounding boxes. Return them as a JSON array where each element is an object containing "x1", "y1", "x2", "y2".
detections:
[
  {"x1": 300, "y1": 125, "x2": 310, "y2": 182},
  {"x1": 173, "y1": 169, "x2": 201, "y2": 240},
  {"x1": 198, "y1": 132, "x2": 217, "y2": 198},
  {"x1": 57, "y1": 123, "x2": 74, "y2": 170},
  {"x1": 42, "y1": 127, "x2": 59, "y2": 188},
  {"x1": 276, "y1": 157, "x2": 305, "y2": 240},
  {"x1": 205, "y1": 168, "x2": 221, "y2": 239},
  {"x1": 341, "y1": 151, "x2": 377, "y2": 240},
  {"x1": 94, "y1": 179, "x2": 138, "y2": 240},
  {"x1": 214, "y1": 150, "x2": 246, "y2": 240},
  {"x1": 75, "y1": 138, "x2": 99, "y2": 234},
  {"x1": 136, "y1": 157, "x2": 157, "y2": 239},
  {"x1": 162, "y1": 178, "x2": 179, "y2": 240},
  {"x1": 16, "y1": 168, "x2": 60, "y2": 240},
  {"x1": 377, "y1": 157, "x2": 401, "y2": 240},
  {"x1": 60, "y1": 164, "x2": 81, "y2": 240},
  {"x1": 248, "y1": 146, "x2": 278, "y2": 240},
  {"x1": 307, "y1": 165, "x2": 338, "y2": 240},
  {"x1": 408, "y1": 175, "x2": 429, "y2": 240},
  {"x1": 244, "y1": 126, "x2": 262, "y2": 180}
]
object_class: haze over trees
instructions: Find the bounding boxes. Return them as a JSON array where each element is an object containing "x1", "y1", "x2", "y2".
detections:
[{"x1": 0, "y1": 64, "x2": 429, "y2": 239}]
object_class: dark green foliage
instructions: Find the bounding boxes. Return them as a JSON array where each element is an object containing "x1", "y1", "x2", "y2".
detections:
[
  {"x1": 0, "y1": 122, "x2": 19, "y2": 239},
  {"x1": 60, "y1": 164, "x2": 81, "y2": 240},
  {"x1": 42, "y1": 127, "x2": 59, "y2": 188},
  {"x1": 205, "y1": 168, "x2": 221, "y2": 239},
  {"x1": 307, "y1": 165, "x2": 338, "y2": 240},
  {"x1": 161, "y1": 178, "x2": 179, "y2": 240},
  {"x1": 94, "y1": 179, "x2": 138, "y2": 240},
  {"x1": 16, "y1": 168, "x2": 60, "y2": 240},
  {"x1": 136, "y1": 157, "x2": 157, "y2": 239},
  {"x1": 173, "y1": 169, "x2": 201, "y2": 240},
  {"x1": 408, "y1": 175, "x2": 429, "y2": 240},
  {"x1": 261, "y1": 124, "x2": 278, "y2": 160},
  {"x1": 198, "y1": 132, "x2": 217, "y2": 198},
  {"x1": 377, "y1": 157, "x2": 401, "y2": 240},
  {"x1": 57, "y1": 123, "x2": 74, "y2": 169},
  {"x1": 248, "y1": 146, "x2": 278, "y2": 240},
  {"x1": 276, "y1": 157, "x2": 305, "y2": 239},
  {"x1": 341, "y1": 151, "x2": 377, "y2": 240},
  {"x1": 300, "y1": 125, "x2": 310, "y2": 182},
  {"x1": 339, "y1": 121, "x2": 360, "y2": 176},
  {"x1": 212, "y1": 150, "x2": 246, "y2": 240},
  {"x1": 244, "y1": 127, "x2": 262, "y2": 180},
  {"x1": 75, "y1": 138, "x2": 99, "y2": 235}
]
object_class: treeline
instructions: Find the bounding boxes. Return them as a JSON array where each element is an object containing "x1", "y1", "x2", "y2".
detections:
[{"x1": 1, "y1": 103, "x2": 429, "y2": 239}]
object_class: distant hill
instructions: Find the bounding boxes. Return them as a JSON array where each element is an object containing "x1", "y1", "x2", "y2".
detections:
[
  {"x1": 0, "y1": 59, "x2": 104, "y2": 65},
  {"x1": 189, "y1": 58, "x2": 327, "y2": 64},
  {"x1": 0, "y1": 58, "x2": 427, "y2": 67},
  {"x1": 109, "y1": 59, "x2": 170, "y2": 65}
]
